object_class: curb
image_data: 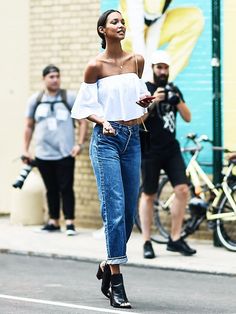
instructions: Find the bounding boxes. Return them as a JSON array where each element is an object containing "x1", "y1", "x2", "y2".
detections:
[{"x1": 1, "y1": 248, "x2": 235, "y2": 277}]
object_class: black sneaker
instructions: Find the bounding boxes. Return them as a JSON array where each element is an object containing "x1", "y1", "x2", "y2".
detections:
[
  {"x1": 66, "y1": 224, "x2": 77, "y2": 236},
  {"x1": 167, "y1": 237, "x2": 197, "y2": 256},
  {"x1": 41, "y1": 223, "x2": 61, "y2": 232},
  {"x1": 143, "y1": 240, "x2": 155, "y2": 259}
]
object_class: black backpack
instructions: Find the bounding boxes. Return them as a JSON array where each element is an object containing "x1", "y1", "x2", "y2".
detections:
[{"x1": 32, "y1": 89, "x2": 75, "y2": 126}]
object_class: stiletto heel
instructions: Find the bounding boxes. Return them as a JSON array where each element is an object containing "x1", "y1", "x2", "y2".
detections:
[
  {"x1": 110, "y1": 274, "x2": 131, "y2": 309},
  {"x1": 96, "y1": 261, "x2": 111, "y2": 299}
]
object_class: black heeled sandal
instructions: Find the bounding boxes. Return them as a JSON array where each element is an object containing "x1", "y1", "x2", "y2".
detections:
[
  {"x1": 96, "y1": 261, "x2": 111, "y2": 299},
  {"x1": 110, "y1": 273, "x2": 131, "y2": 309}
]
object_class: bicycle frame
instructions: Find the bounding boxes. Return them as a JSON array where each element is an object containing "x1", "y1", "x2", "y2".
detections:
[
  {"x1": 154, "y1": 134, "x2": 236, "y2": 250},
  {"x1": 186, "y1": 158, "x2": 219, "y2": 197},
  {"x1": 187, "y1": 149, "x2": 236, "y2": 221},
  {"x1": 161, "y1": 137, "x2": 236, "y2": 222},
  {"x1": 159, "y1": 148, "x2": 215, "y2": 209},
  {"x1": 207, "y1": 163, "x2": 236, "y2": 221}
]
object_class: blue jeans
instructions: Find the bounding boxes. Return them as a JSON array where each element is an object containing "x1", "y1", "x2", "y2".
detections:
[{"x1": 90, "y1": 122, "x2": 141, "y2": 264}]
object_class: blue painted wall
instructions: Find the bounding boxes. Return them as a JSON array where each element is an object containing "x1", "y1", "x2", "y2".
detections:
[{"x1": 173, "y1": 1, "x2": 212, "y2": 167}]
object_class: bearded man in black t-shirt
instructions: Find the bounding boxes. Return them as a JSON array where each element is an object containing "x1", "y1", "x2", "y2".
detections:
[{"x1": 139, "y1": 50, "x2": 197, "y2": 258}]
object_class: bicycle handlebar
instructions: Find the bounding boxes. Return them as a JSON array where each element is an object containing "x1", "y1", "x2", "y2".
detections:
[
  {"x1": 184, "y1": 134, "x2": 235, "y2": 155},
  {"x1": 211, "y1": 146, "x2": 236, "y2": 153},
  {"x1": 184, "y1": 134, "x2": 211, "y2": 152},
  {"x1": 186, "y1": 133, "x2": 212, "y2": 144},
  {"x1": 181, "y1": 146, "x2": 202, "y2": 153},
  {"x1": 183, "y1": 133, "x2": 204, "y2": 155}
]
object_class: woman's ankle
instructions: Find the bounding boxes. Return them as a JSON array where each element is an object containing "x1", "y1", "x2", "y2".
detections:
[
  {"x1": 110, "y1": 264, "x2": 120, "y2": 275},
  {"x1": 111, "y1": 273, "x2": 123, "y2": 285}
]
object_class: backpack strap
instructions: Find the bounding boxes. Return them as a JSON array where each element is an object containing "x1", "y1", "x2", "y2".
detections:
[
  {"x1": 31, "y1": 89, "x2": 75, "y2": 127},
  {"x1": 35, "y1": 90, "x2": 45, "y2": 104},
  {"x1": 31, "y1": 90, "x2": 44, "y2": 120},
  {"x1": 32, "y1": 89, "x2": 71, "y2": 116},
  {"x1": 59, "y1": 89, "x2": 70, "y2": 111}
]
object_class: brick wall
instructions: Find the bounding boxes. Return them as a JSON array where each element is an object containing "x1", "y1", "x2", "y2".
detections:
[{"x1": 29, "y1": 0, "x2": 102, "y2": 228}]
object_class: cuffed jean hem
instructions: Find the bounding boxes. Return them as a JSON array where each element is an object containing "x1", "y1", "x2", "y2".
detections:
[{"x1": 107, "y1": 256, "x2": 128, "y2": 265}]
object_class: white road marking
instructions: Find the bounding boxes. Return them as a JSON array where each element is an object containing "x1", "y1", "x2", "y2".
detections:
[{"x1": 0, "y1": 294, "x2": 140, "y2": 314}]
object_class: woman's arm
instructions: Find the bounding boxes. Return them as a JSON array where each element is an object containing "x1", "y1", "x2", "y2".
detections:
[
  {"x1": 83, "y1": 60, "x2": 116, "y2": 135},
  {"x1": 84, "y1": 59, "x2": 100, "y2": 83}
]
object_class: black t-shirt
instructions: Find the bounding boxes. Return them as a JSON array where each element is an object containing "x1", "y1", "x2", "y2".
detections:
[{"x1": 144, "y1": 81, "x2": 184, "y2": 153}]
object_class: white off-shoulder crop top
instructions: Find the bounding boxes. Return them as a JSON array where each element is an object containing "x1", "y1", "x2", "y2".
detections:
[{"x1": 71, "y1": 73, "x2": 150, "y2": 121}]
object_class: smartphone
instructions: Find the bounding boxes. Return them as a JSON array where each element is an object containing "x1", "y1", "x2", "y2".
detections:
[
  {"x1": 136, "y1": 96, "x2": 156, "y2": 108},
  {"x1": 140, "y1": 96, "x2": 156, "y2": 102}
]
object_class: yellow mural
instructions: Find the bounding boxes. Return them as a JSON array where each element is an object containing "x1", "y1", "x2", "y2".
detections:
[{"x1": 119, "y1": 0, "x2": 204, "y2": 81}]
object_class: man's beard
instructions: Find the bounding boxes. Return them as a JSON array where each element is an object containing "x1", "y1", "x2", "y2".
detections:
[{"x1": 153, "y1": 73, "x2": 168, "y2": 87}]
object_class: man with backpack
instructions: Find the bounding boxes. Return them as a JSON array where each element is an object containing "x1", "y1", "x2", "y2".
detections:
[{"x1": 23, "y1": 65, "x2": 88, "y2": 235}]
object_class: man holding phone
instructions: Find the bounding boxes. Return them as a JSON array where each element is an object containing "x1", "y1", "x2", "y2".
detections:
[{"x1": 139, "y1": 50, "x2": 196, "y2": 258}]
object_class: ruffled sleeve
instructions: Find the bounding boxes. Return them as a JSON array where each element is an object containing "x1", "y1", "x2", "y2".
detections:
[{"x1": 71, "y1": 82, "x2": 104, "y2": 119}]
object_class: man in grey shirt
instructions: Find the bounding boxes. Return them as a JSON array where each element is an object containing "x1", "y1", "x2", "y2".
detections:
[{"x1": 23, "y1": 64, "x2": 88, "y2": 235}]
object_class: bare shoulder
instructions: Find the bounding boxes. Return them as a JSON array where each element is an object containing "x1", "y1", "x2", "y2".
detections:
[
  {"x1": 84, "y1": 55, "x2": 103, "y2": 83},
  {"x1": 125, "y1": 52, "x2": 144, "y2": 64}
]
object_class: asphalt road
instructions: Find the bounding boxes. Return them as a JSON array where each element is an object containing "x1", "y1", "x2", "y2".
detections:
[{"x1": 0, "y1": 253, "x2": 235, "y2": 314}]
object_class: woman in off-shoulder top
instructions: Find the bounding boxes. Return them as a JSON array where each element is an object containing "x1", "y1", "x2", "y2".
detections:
[{"x1": 71, "y1": 9, "x2": 152, "y2": 309}]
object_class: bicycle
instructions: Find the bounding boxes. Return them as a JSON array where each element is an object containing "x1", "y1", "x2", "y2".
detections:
[{"x1": 135, "y1": 133, "x2": 236, "y2": 251}]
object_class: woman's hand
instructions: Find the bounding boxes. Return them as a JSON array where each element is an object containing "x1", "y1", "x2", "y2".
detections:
[{"x1": 102, "y1": 121, "x2": 116, "y2": 136}]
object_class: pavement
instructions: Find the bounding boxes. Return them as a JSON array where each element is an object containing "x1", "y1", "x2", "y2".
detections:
[{"x1": 0, "y1": 216, "x2": 236, "y2": 276}]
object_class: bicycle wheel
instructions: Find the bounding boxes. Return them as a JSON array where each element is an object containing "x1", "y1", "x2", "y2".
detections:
[
  {"x1": 134, "y1": 186, "x2": 168, "y2": 244},
  {"x1": 216, "y1": 183, "x2": 236, "y2": 251},
  {"x1": 155, "y1": 176, "x2": 199, "y2": 239}
]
